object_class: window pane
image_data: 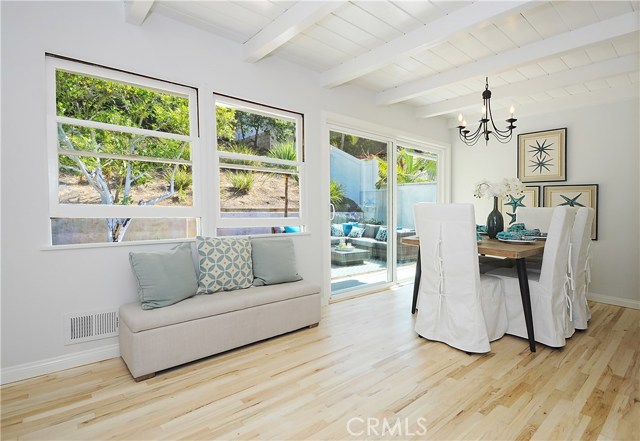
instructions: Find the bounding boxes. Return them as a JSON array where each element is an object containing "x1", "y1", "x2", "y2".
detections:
[
  {"x1": 216, "y1": 104, "x2": 296, "y2": 159},
  {"x1": 219, "y1": 170, "x2": 299, "y2": 218},
  {"x1": 56, "y1": 71, "x2": 190, "y2": 135},
  {"x1": 396, "y1": 145, "x2": 437, "y2": 281},
  {"x1": 58, "y1": 124, "x2": 191, "y2": 160},
  {"x1": 59, "y1": 156, "x2": 193, "y2": 207},
  {"x1": 51, "y1": 217, "x2": 197, "y2": 245},
  {"x1": 330, "y1": 130, "x2": 390, "y2": 296}
]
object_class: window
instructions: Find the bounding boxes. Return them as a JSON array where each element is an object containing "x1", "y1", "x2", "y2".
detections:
[
  {"x1": 47, "y1": 57, "x2": 199, "y2": 245},
  {"x1": 214, "y1": 95, "x2": 305, "y2": 236}
]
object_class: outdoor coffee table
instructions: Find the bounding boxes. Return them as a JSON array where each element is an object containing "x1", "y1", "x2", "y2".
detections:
[{"x1": 331, "y1": 247, "x2": 369, "y2": 266}]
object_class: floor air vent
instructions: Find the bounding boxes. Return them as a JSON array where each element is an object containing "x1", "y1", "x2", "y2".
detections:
[{"x1": 64, "y1": 309, "x2": 119, "y2": 345}]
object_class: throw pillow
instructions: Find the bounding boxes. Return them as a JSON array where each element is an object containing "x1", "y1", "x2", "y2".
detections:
[
  {"x1": 251, "y1": 238, "x2": 303, "y2": 286},
  {"x1": 375, "y1": 227, "x2": 388, "y2": 242},
  {"x1": 348, "y1": 226, "x2": 365, "y2": 238},
  {"x1": 331, "y1": 224, "x2": 345, "y2": 237},
  {"x1": 129, "y1": 243, "x2": 197, "y2": 310},
  {"x1": 196, "y1": 236, "x2": 253, "y2": 294},
  {"x1": 362, "y1": 224, "x2": 380, "y2": 239},
  {"x1": 284, "y1": 226, "x2": 300, "y2": 233}
]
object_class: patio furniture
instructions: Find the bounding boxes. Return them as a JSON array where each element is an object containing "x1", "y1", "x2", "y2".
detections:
[
  {"x1": 331, "y1": 247, "x2": 369, "y2": 266},
  {"x1": 330, "y1": 224, "x2": 418, "y2": 263}
]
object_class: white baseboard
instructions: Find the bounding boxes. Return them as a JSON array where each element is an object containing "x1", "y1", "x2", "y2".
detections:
[
  {"x1": 588, "y1": 292, "x2": 640, "y2": 310},
  {"x1": 1, "y1": 344, "x2": 120, "y2": 385}
]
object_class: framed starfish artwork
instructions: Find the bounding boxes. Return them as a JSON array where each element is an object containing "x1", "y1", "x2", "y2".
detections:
[
  {"x1": 517, "y1": 128, "x2": 567, "y2": 183},
  {"x1": 498, "y1": 186, "x2": 540, "y2": 226},
  {"x1": 544, "y1": 184, "x2": 598, "y2": 240}
]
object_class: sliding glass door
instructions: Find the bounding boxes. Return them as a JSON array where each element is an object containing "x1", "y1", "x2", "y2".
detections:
[
  {"x1": 328, "y1": 125, "x2": 447, "y2": 298},
  {"x1": 329, "y1": 129, "x2": 391, "y2": 296},
  {"x1": 395, "y1": 145, "x2": 439, "y2": 282}
]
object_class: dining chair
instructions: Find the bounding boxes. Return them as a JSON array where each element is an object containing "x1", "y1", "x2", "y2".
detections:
[
  {"x1": 521, "y1": 207, "x2": 593, "y2": 330},
  {"x1": 568, "y1": 207, "x2": 595, "y2": 330},
  {"x1": 487, "y1": 206, "x2": 576, "y2": 347},
  {"x1": 514, "y1": 207, "x2": 555, "y2": 270},
  {"x1": 413, "y1": 203, "x2": 507, "y2": 353},
  {"x1": 515, "y1": 207, "x2": 555, "y2": 232}
]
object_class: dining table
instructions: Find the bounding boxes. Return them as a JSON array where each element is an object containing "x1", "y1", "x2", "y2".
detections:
[{"x1": 401, "y1": 235, "x2": 546, "y2": 352}]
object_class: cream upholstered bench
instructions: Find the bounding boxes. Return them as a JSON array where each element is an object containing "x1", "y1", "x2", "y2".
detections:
[
  {"x1": 120, "y1": 237, "x2": 320, "y2": 381},
  {"x1": 119, "y1": 280, "x2": 320, "y2": 381}
]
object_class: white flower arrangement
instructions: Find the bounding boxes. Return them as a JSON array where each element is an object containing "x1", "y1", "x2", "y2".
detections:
[{"x1": 473, "y1": 178, "x2": 524, "y2": 199}]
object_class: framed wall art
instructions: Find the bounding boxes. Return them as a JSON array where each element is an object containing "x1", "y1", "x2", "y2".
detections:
[
  {"x1": 543, "y1": 184, "x2": 598, "y2": 240},
  {"x1": 498, "y1": 186, "x2": 540, "y2": 226},
  {"x1": 518, "y1": 128, "x2": 567, "y2": 183}
]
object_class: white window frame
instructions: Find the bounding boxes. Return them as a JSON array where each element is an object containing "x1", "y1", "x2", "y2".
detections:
[
  {"x1": 46, "y1": 57, "x2": 201, "y2": 239},
  {"x1": 213, "y1": 95, "x2": 305, "y2": 230}
]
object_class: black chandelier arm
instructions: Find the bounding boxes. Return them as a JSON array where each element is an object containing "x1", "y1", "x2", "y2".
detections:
[
  {"x1": 458, "y1": 121, "x2": 485, "y2": 145},
  {"x1": 487, "y1": 102, "x2": 517, "y2": 140}
]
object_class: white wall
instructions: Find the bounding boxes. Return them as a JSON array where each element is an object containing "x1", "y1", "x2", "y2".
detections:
[
  {"x1": 451, "y1": 99, "x2": 640, "y2": 307},
  {"x1": 0, "y1": 1, "x2": 449, "y2": 381}
]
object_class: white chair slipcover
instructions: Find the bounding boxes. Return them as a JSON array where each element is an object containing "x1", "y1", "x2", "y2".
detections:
[
  {"x1": 520, "y1": 207, "x2": 594, "y2": 330},
  {"x1": 515, "y1": 207, "x2": 555, "y2": 233},
  {"x1": 569, "y1": 207, "x2": 595, "y2": 330},
  {"x1": 413, "y1": 203, "x2": 507, "y2": 353},
  {"x1": 488, "y1": 206, "x2": 576, "y2": 347}
]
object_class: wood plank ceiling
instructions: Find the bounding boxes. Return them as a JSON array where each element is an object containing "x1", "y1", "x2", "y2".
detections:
[{"x1": 127, "y1": 1, "x2": 640, "y2": 124}]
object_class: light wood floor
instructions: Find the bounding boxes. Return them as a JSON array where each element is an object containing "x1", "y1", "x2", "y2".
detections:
[{"x1": 2, "y1": 286, "x2": 638, "y2": 440}]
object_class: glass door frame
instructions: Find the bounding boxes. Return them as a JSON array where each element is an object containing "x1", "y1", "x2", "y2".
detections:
[
  {"x1": 323, "y1": 115, "x2": 451, "y2": 304},
  {"x1": 328, "y1": 123, "x2": 396, "y2": 298}
]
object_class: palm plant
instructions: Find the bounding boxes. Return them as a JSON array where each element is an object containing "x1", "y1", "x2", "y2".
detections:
[
  {"x1": 375, "y1": 149, "x2": 437, "y2": 189},
  {"x1": 329, "y1": 180, "x2": 345, "y2": 207}
]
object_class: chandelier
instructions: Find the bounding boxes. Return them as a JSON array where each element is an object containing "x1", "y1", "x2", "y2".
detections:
[{"x1": 457, "y1": 77, "x2": 517, "y2": 146}]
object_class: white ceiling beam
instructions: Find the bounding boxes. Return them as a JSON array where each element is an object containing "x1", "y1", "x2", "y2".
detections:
[
  {"x1": 378, "y1": 11, "x2": 640, "y2": 106},
  {"x1": 320, "y1": 0, "x2": 533, "y2": 88},
  {"x1": 417, "y1": 54, "x2": 639, "y2": 118},
  {"x1": 446, "y1": 83, "x2": 640, "y2": 128},
  {"x1": 124, "y1": 0, "x2": 155, "y2": 26},
  {"x1": 243, "y1": 1, "x2": 346, "y2": 63}
]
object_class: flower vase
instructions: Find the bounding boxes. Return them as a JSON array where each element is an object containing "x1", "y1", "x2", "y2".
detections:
[{"x1": 486, "y1": 196, "x2": 504, "y2": 239}]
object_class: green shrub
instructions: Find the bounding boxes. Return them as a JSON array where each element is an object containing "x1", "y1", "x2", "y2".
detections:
[
  {"x1": 167, "y1": 166, "x2": 192, "y2": 191},
  {"x1": 268, "y1": 141, "x2": 296, "y2": 161},
  {"x1": 228, "y1": 171, "x2": 254, "y2": 194}
]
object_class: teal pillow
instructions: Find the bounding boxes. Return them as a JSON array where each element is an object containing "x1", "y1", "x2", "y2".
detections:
[
  {"x1": 251, "y1": 238, "x2": 303, "y2": 286},
  {"x1": 375, "y1": 227, "x2": 388, "y2": 242},
  {"x1": 284, "y1": 226, "x2": 300, "y2": 233},
  {"x1": 129, "y1": 243, "x2": 197, "y2": 310},
  {"x1": 196, "y1": 236, "x2": 253, "y2": 294}
]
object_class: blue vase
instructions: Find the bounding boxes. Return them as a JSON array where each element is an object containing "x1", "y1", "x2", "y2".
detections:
[{"x1": 486, "y1": 197, "x2": 504, "y2": 239}]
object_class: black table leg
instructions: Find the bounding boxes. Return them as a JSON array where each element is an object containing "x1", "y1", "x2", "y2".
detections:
[
  {"x1": 515, "y1": 258, "x2": 536, "y2": 352},
  {"x1": 411, "y1": 249, "x2": 421, "y2": 314}
]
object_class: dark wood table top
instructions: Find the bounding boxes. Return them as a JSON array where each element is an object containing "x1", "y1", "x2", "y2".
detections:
[{"x1": 401, "y1": 236, "x2": 545, "y2": 259}]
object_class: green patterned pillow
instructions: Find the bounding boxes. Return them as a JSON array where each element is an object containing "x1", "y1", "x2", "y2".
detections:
[{"x1": 196, "y1": 236, "x2": 253, "y2": 294}]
